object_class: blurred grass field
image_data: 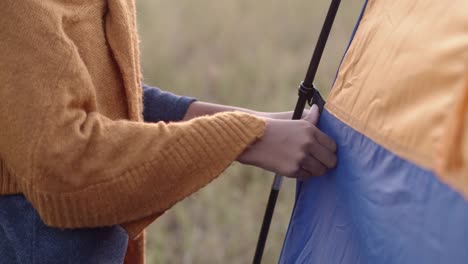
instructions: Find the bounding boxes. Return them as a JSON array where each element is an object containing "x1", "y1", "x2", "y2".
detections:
[{"x1": 136, "y1": 1, "x2": 364, "y2": 263}]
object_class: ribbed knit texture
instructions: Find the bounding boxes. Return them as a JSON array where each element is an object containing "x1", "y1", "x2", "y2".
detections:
[
  {"x1": 0, "y1": 113, "x2": 264, "y2": 227},
  {"x1": 0, "y1": 1, "x2": 266, "y2": 263}
]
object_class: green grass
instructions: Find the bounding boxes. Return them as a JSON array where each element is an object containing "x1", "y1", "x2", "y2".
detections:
[{"x1": 136, "y1": 1, "x2": 364, "y2": 263}]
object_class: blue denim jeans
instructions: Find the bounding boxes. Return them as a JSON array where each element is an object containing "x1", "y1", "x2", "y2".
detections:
[{"x1": 0, "y1": 195, "x2": 128, "y2": 264}]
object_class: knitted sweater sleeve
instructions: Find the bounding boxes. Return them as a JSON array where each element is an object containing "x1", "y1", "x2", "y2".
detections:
[
  {"x1": 0, "y1": 4, "x2": 265, "y2": 232},
  {"x1": 119, "y1": 87, "x2": 195, "y2": 237}
]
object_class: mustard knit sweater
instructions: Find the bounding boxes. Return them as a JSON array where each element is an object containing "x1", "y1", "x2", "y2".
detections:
[{"x1": 0, "y1": 0, "x2": 265, "y2": 262}]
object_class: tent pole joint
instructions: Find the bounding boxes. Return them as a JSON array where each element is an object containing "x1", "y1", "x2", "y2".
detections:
[{"x1": 298, "y1": 81, "x2": 325, "y2": 112}]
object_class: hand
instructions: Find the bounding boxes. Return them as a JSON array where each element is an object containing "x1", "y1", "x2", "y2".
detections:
[{"x1": 238, "y1": 105, "x2": 337, "y2": 180}]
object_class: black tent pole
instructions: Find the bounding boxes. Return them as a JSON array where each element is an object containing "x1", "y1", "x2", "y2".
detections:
[{"x1": 253, "y1": 0, "x2": 342, "y2": 263}]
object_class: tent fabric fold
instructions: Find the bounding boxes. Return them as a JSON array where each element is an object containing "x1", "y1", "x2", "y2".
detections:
[
  {"x1": 280, "y1": 0, "x2": 468, "y2": 263},
  {"x1": 279, "y1": 110, "x2": 468, "y2": 263}
]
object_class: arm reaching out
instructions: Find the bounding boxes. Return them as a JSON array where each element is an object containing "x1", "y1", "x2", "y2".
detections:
[{"x1": 182, "y1": 102, "x2": 337, "y2": 178}]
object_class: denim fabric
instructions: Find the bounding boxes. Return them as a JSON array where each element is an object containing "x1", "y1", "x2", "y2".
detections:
[
  {"x1": 0, "y1": 195, "x2": 129, "y2": 264},
  {"x1": 0, "y1": 84, "x2": 196, "y2": 263}
]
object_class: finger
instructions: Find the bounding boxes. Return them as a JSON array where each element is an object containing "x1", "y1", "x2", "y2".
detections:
[
  {"x1": 304, "y1": 104, "x2": 320, "y2": 125},
  {"x1": 300, "y1": 155, "x2": 327, "y2": 176},
  {"x1": 309, "y1": 141, "x2": 337, "y2": 169},
  {"x1": 313, "y1": 129, "x2": 337, "y2": 153},
  {"x1": 294, "y1": 168, "x2": 315, "y2": 181}
]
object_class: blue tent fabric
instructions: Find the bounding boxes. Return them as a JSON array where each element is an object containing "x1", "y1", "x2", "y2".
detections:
[{"x1": 279, "y1": 110, "x2": 468, "y2": 263}]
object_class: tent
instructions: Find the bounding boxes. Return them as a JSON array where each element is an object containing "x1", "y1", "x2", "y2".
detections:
[{"x1": 279, "y1": 0, "x2": 468, "y2": 263}]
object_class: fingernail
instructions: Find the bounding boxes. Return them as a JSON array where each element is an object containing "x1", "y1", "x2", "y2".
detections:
[{"x1": 311, "y1": 104, "x2": 319, "y2": 112}]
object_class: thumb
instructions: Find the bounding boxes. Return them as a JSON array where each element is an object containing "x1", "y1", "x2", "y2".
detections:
[{"x1": 304, "y1": 104, "x2": 320, "y2": 125}]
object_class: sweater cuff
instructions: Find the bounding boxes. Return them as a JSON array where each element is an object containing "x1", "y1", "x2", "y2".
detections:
[
  {"x1": 142, "y1": 84, "x2": 197, "y2": 123},
  {"x1": 13, "y1": 112, "x2": 265, "y2": 231}
]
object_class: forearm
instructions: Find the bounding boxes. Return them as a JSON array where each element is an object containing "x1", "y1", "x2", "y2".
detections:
[
  {"x1": 183, "y1": 102, "x2": 259, "y2": 121},
  {"x1": 183, "y1": 101, "x2": 300, "y2": 121}
]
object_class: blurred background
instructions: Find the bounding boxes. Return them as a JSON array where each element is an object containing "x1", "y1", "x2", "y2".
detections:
[{"x1": 136, "y1": 1, "x2": 365, "y2": 263}]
